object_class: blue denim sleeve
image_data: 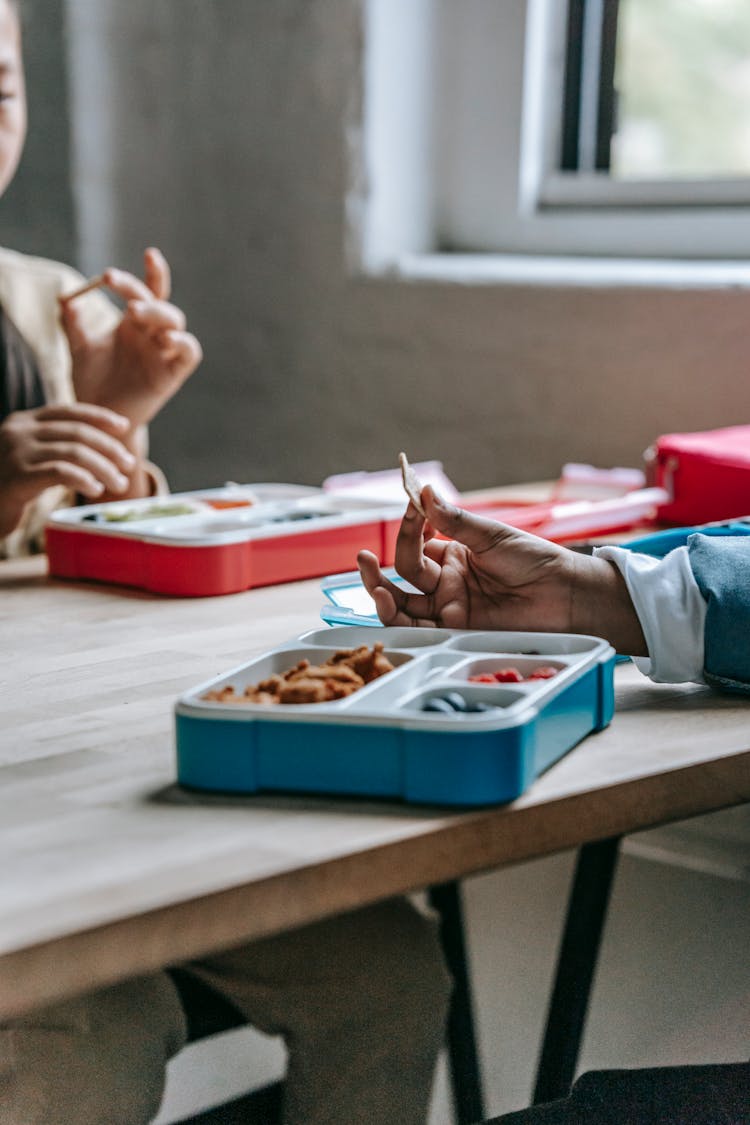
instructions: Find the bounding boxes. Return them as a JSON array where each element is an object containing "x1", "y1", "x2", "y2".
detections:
[{"x1": 687, "y1": 534, "x2": 750, "y2": 694}]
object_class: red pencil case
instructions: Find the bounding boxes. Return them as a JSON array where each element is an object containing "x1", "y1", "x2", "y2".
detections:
[{"x1": 648, "y1": 424, "x2": 750, "y2": 525}]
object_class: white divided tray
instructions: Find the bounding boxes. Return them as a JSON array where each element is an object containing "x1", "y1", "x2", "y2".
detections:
[
  {"x1": 175, "y1": 626, "x2": 616, "y2": 806},
  {"x1": 45, "y1": 485, "x2": 402, "y2": 596}
]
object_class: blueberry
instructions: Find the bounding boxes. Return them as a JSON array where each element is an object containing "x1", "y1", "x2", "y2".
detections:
[
  {"x1": 470, "y1": 702, "x2": 499, "y2": 713},
  {"x1": 422, "y1": 697, "x2": 456, "y2": 714},
  {"x1": 442, "y1": 691, "x2": 469, "y2": 712}
]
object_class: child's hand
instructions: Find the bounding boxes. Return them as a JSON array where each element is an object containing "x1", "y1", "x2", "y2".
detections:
[
  {"x1": 358, "y1": 485, "x2": 577, "y2": 632},
  {"x1": 60, "y1": 247, "x2": 202, "y2": 429},
  {"x1": 357, "y1": 485, "x2": 647, "y2": 654},
  {"x1": 0, "y1": 404, "x2": 136, "y2": 538}
]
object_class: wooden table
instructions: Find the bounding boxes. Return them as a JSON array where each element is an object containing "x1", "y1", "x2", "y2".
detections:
[{"x1": 2, "y1": 552, "x2": 749, "y2": 1108}]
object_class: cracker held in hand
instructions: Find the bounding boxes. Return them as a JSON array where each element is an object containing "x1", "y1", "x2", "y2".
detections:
[{"x1": 399, "y1": 452, "x2": 426, "y2": 516}]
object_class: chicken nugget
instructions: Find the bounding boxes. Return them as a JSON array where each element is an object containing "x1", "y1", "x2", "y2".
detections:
[
  {"x1": 342, "y1": 641, "x2": 395, "y2": 683},
  {"x1": 278, "y1": 678, "x2": 331, "y2": 704}
]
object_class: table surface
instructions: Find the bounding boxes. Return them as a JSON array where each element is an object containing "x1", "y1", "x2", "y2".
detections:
[{"x1": 2, "y1": 541, "x2": 749, "y2": 1020}]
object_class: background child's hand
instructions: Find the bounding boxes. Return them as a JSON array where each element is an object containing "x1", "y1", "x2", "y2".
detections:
[
  {"x1": 357, "y1": 484, "x2": 647, "y2": 654},
  {"x1": 60, "y1": 247, "x2": 202, "y2": 429},
  {"x1": 0, "y1": 403, "x2": 136, "y2": 538}
]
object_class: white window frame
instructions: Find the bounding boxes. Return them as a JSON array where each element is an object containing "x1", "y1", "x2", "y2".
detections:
[{"x1": 359, "y1": 0, "x2": 750, "y2": 282}]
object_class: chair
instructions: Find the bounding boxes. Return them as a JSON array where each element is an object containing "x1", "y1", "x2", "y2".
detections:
[{"x1": 482, "y1": 1062, "x2": 750, "y2": 1124}]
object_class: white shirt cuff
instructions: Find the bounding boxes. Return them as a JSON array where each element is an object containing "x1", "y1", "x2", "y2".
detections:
[{"x1": 593, "y1": 545, "x2": 707, "y2": 684}]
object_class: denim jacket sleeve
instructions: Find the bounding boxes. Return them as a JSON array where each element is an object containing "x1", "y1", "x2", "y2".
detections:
[{"x1": 687, "y1": 534, "x2": 750, "y2": 695}]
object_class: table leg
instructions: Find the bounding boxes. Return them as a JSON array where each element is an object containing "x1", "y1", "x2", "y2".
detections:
[
  {"x1": 532, "y1": 836, "x2": 622, "y2": 1105},
  {"x1": 428, "y1": 881, "x2": 486, "y2": 1125}
]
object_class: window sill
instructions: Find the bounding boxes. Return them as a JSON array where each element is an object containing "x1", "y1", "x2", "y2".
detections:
[{"x1": 376, "y1": 252, "x2": 750, "y2": 291}]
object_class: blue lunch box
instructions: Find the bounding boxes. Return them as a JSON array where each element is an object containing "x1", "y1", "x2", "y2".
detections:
[{"x1": 175, "y1": 626, "x2": 616, "y2": 807}]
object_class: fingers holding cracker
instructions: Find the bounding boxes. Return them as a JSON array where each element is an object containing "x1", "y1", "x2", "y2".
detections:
[{"x1": 399, "y1": 451, "x2": 426, "y2": 516}]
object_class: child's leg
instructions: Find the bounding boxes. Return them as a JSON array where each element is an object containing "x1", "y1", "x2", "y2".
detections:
[
  {"x1": 187, "y1": 896, "x2": 452, "y2": 1125},
  {"x1": 0, "y1": 973, "x2": 186, "y2": 1125}
]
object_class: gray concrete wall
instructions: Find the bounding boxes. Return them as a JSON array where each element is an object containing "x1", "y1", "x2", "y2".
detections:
[{"x1": 60, "y1": 0, "x2": 750, "y2": 493}]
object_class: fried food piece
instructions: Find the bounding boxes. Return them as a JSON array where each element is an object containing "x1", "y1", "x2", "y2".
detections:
[
  {"x1": 241, "y1": 690, "x2": 279, "y2": 704},
  {"x1": 278, "y1": 678, "x2": 331, "y2": 704},
  {"x1": 203, "y1": 685, "x2": 240, "y2": 702},
  {"x1": 282, "y1": 659, "x2": 310, "y2": 680},
  {"x1": 331, "y1": 642, "x2": 394, "y2": 682},
  {"x1": 254, "y1": 673, "x2": 284, "y2": 694},
  {"x1": 288, "y1": 663, "x2": 364, "y2": 687},
  {"x1": 278, "y1": 676, "x2": 362, "y2": 704}
]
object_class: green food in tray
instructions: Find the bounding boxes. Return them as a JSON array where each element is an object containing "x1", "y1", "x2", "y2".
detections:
[{"x1": 99, "y1": 502, "x2": 199, "y2": 522}]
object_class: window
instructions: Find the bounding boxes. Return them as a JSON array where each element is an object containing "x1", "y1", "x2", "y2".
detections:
[
  {"x1": 361, "y1": 0, "x2": 750, "y2": 271},
  {"x1": 611, "y1": 0, "x2": 750, "y2": 183},
  {"x1": 549, "y1": 0, "x2": 750, "y2": 201}
]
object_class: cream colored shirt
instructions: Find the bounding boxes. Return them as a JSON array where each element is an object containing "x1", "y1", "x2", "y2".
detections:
[{"x1": 0, "y1": 246, "x2": 165, "y2": 558}]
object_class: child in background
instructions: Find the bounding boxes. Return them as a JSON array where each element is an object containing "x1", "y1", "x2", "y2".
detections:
[
  {"x1": 0, "y1": 0, "x2": 201, "y2": 555},
  {"x1": 0, "y1": 243, "x2": 201, "y2": 553},
  {"x1": 0, "y1": 2, "x2": 451, "y2": 1122}
]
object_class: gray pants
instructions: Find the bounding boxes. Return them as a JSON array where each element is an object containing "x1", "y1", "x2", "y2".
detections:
[{"x1": 0, "y1": 898, "x2": 451, "y2": 1125}]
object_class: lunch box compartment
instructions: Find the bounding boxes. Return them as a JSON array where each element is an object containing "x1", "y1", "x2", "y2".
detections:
[
  {"x1": 194, "y1": 647, "x2": 413, "y2": 712},
  {"x1": 452, "y1": 656, "x2": 569, "y2": 684},
  {"x1": 400, "y1": 684, "x2": 527, "y2": 715},
  {"x1": 300, "y1": 626, "x2": 458, "y2": 651},
  {"x1": 446, "y1": 632, "x2": 602, "y2": 656}
]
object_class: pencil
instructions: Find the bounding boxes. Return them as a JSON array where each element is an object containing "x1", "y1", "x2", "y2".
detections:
[{"x1": 59, "y1": 273, "x2": 106, "y2": 304}]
